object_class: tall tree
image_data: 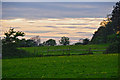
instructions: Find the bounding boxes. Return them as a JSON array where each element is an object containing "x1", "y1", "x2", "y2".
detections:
[
  {"x1": 111, "y1": 1, "x2": 120, "y2": 32},
  {"x1": 91, "y1": 1, "x2": 120, "y2": 44},
  {"x1": 2, "y1": 28, "x2": 25, "y2": 44},
  {"x1": 59, "y1": 36, "x2": 70, "y2": 45},
  {"x1": 2, "y1": 28, "x2": 29, "y2": 58}
]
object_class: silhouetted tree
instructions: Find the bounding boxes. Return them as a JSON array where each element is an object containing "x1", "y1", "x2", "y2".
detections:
[
  {"x1": 83, "y1": 38, "x2": 89, "y2": 45},
  {"x1": 2, "y1": 28, "x2": 25, "y2": 48},
  {"x1": 2, "y1": 28, "x2": 29, "y2": 58},
  {"x1": 91, "y1": 26, "x2": 107, "y2": 44},
  {"x1": 43, "y1": 39, "x2": 56, "y2": 46},
  {"x1": 111, "y1": 1, "x2": 120, "y2": 32},
  {"x1": 100, "y1": 1, "x2": 120, "y2": 54},
  {"x1": 43, "y1": 41, "x2": 46, "y2": 46},
  {"x1": 59, "y1": 36, "x2": 70, "y2": 45},
  {"x1": 25, "y1": 39, "x2": 37, "y2": 47},
  {"x1": 17, "y1": 38, "x2": 26, "y2": 47},
  {"x1": 74, "y1": 42, "x2": 82, "y2": 45},
  {"x1": 30, "y1": 36, "x2": 41, "y2": 46},
  {"x1": 2, "y1": 28, "x2": 25, "y2": 45},
  {"x1": 91, "y1": 1, "x2": 120, "y2": 44}
]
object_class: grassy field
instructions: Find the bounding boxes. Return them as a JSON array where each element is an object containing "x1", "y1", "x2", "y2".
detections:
[
  {"x1": 2, "y1": 53, "x2": 118, "y2": 78},
  {"x1": 0, "y1": 59, "x2": 2, "y2": 79},
  {"x1": 20, "y1": 44, "x2": 109, "y2": 56}
]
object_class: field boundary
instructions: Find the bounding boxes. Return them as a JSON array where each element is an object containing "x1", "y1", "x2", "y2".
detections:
[{"x1": 30, "y1": 47, "x2": 107, "y2": 57}]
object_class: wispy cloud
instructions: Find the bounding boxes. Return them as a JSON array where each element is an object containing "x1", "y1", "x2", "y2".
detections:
[
  {"x1": 43, "y1": 26, "x2": 57, "y2": 28},
  {"x1": 57, "y1": 23, "x2": 88, "y2": 25},
  {"x1": 76, "y1": 32, "x2": 86, "y2": 33},
  {"x1": 25, "y1": 30, "x2": 53, "y2": 33},
  {"x1": 83, "y1": 27, "x2": 97, "y2": 29},
  {"x1": 66, "y1": 27, "x2": 77, "y2": 28},
  {"x1": 57, "y1": 32, "x2": 69, "y2": 34},
  {"x1": 3, "y1": 2, "x2": 115, "y2": 19},
  {"x1": 2, "y1": 2, "x2": 113, "y2": 44},
  {"x1": 1, "y1": 17, "x2": 104, "y2": 44}
]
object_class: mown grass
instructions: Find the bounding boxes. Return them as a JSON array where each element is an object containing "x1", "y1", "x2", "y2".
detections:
[
  {"x1": 2, "y1": 53, "x2": 118, "y2": 78},
  {"x1": 20, "y1": 44, "x2": 109, "y2": 56}
]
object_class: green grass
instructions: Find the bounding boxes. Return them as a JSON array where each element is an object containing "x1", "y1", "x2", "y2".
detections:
[
  {"x1": 19, "y1": 44, "x2": 109, "y2": 56},
  {"x1": 2, "y1": 53, "x2": 118, "y2": 78},
  {"x1": 0, "y1": 59, "x2": 2, "y2": 79}
]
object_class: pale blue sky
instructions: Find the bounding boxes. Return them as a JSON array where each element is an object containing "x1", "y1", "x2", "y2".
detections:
[
  {"x1": 3, "y1": 2, "x2": 115, "y2": 19},
  {"x1": 2, "y1": 0, "x2": 120, "y2": 2}
]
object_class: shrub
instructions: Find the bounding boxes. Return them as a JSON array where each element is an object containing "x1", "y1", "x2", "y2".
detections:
[
  {"x1": 104, "y1": 41, "x2": 120, "y2": 54},
  {"x1": 2, "y1": 43, "x2": 30, "y2": 59},
  {"x1": 74, "y1": 42, "x2": 82, "y2": 45}
]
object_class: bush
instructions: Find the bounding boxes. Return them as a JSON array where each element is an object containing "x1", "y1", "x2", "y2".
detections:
[
  {"x1": 104, "y1": 41, "x2": 120, "y2": 54},
  {"x1": 74, "y1": 42, "x2": 82, "y2": 45},
  {"x1": 2, "y1": 43, "x2": 30, "y2": 59}
]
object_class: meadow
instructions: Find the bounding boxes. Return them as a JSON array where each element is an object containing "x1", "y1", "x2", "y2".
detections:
[
  {"x1": 2, "y1": 44, "x2": 118, "y2": 78},
  {"x1": 2, "y1": 53, "x2": 118, "y2": 78},
  {"x1": 20, "y1": 44, "x2": 109, "y2": 56},
  {"x1": 0, "y1": 59, "x2": 2, "y2": 79}
]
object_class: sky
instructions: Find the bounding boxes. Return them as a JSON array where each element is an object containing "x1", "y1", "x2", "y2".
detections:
[
  {"x1": 2, "y1": 0, "x2": 119, "y2": 2},
  {"x1": 2, "y1": 2, "x2": 115, "y2": 19},
  {"x1": 1, "y1": 2, "x2": 117, "y2": 44}
]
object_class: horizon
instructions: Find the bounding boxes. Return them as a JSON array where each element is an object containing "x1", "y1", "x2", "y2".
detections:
[{"x1": 1, "y1": 2, "x2": 116, "y2": 44}]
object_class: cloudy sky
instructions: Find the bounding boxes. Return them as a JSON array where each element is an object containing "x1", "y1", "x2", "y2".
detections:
[
  {"x1": 1, "y1": 2, "x2": 117, "y2": 44},
  {"x1": 2, "y1": 0, "x2": 119, "y2": 2}
]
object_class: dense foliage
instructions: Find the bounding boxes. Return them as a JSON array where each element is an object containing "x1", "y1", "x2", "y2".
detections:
[
  {"x1": 91, "y1": 1, "x2": 120, "y2": 53},
  {"x1": 2, "y1": 28, "x2": 30, "y2": 58},
  {"x1": 43, "y1": 39, "x2": 56, "y2": 46},
  {"x1": 83, "y1": 38, "x2": 89, "y2": 45},
  {"x1": 91, "y1": 1, "x2": 120, "y2": 44},
  {"x1": 105, "y1": 41, "x2": 120, "y2": 54},
  {"x1": 2, "y1": 28, "x2": 25, "y2": 45},
  {"x1": 17, "y1": 39, "x2": 38, "y2": 47},
  {"x1": 59, "y1": 36, "x2": 70, "y2": 45}
]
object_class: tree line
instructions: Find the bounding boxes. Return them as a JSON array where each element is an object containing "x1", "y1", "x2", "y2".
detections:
[
  {"x1": 1, "y1": 28, "x2": 89, "y2": 58},
  {"x1": 91, "y1": 1, "x2": 120, "y2": 44},
  {"x1": 91, "y1": 1, "x2": 120, "y2": 53},
  {"x1": 1, "y1": 28, "x2": 90, "y2": 47}
]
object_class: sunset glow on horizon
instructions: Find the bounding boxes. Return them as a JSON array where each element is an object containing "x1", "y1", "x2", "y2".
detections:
[
  {"x1": 1, "y1": 2, "x2": 115, "y2": 44},
  {"x1": 1, "y1": 17, "x2": 104, "y2": 44}
]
